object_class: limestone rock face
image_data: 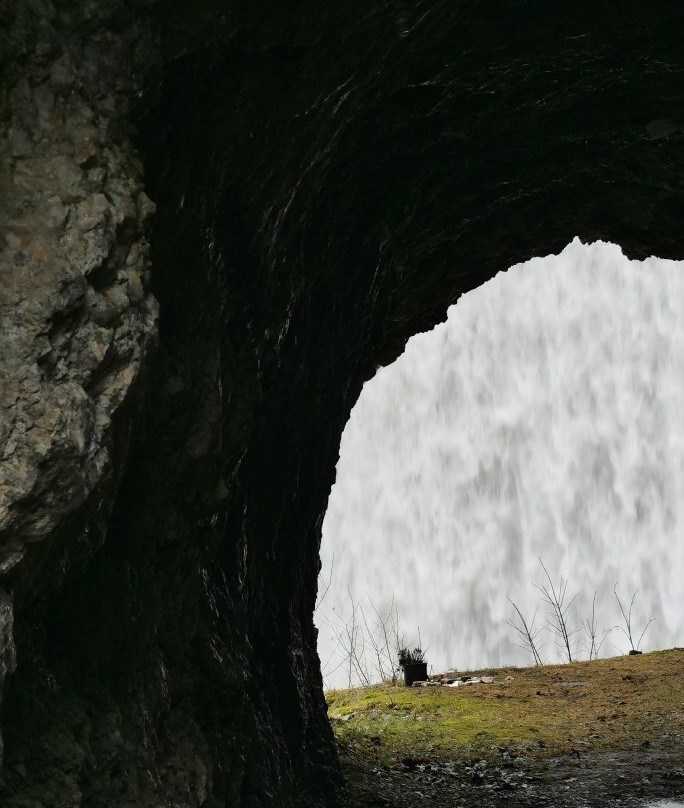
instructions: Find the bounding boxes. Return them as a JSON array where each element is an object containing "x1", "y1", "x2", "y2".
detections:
[
  {"x1": 0, "y1": 0, "x2": 157, "y2": 739},
  {"x1": 1, "y1": 2, "x2": 683, "y2": 808},
  {"x1": 0, "y1": 3, "x2": 158, "y2": 569}
]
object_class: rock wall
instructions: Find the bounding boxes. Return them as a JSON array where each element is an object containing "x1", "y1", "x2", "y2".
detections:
[
  {"x1": 0, "y1": 2, "x2": 682, "y2": 806},
  {"x1": 0, "y1": 0, "x2": 158, "y2": 793}
]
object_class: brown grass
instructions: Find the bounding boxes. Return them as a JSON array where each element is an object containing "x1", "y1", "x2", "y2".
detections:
[{"x1": 326, "y1": 648, "x2": 684, "y2": 766}]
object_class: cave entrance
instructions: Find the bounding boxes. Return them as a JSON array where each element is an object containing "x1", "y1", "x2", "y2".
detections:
[{"x1": 315, "y1": 239, "x2": 684, "y2": 690}]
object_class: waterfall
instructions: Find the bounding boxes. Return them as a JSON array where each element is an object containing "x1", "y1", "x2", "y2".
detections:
[{"x1": 316, "y1": 239, "x2": 684, "y2": 689}]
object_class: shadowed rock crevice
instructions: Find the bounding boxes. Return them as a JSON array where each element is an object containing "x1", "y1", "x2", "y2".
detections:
[{"x1": 1, "y1": 2, "x2": 683, "y2": 806}]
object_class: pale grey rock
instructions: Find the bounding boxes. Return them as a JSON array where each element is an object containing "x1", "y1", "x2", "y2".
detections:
[
  {"x1": 0, "y1": 4, "x2": 158, "y2": 577},
  {"x1": 0, "y1": 4, "x2": 159, "y2": 780}
]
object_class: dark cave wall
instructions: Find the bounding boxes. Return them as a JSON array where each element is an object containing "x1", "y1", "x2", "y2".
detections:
[{"x1": 1, "y1": 2, "x2": 683, "y2": 807}]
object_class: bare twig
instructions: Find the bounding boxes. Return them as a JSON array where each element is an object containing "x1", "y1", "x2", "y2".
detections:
[
  {"x1": 581, "y1": 591, "x2": 613, "y2": 660},
  {"x1": 613, "y1": 585, "x2": 655, "y2": 652},
  {"x1": 367, "y1": 595, "x2": 401, "y2": 683},
  {"x1": 315, "y1": 554, "x2": 335, "y2": 612},
  {"x1": 504, "y1": 596, "x2": 544, "y2": 666},
  {"x1": 321, "y1": 589, "x2": 426, "y2": 688},
  {"x1": 534, "y1": 558, "x2": 581, "y2": 663}
]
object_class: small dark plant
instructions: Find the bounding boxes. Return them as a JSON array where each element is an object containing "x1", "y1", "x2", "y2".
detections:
[{"x1": 398, "y1": 647, "x2": 426, "y2": 666}]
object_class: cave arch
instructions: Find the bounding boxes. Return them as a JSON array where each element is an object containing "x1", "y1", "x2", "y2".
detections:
[
  {"x1": 316, "y1": 238, "x2": 684, "y2": 690},
  {"x1": 1, "y1": 4, "x2": 683, "y2": 807}
]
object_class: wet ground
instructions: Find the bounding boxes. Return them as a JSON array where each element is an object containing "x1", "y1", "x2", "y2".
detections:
[{"x1": 341, "y1": 738, "x2": 684, "y2": 808}]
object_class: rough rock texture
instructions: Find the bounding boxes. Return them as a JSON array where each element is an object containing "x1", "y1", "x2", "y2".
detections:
[
  {"x1": 1, "y1": 2, "x2": 683, "y2": 807},
  {"x1": 0, "y1": 0, "x2": 158, "y2": 769},
  {"x1": 0, "y1": 2, "x2": 158, "y2": 565}
]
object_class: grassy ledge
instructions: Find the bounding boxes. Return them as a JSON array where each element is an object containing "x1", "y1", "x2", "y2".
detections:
[{"x1": 326, "y1": 648, "x2": 684, "y2": 768}]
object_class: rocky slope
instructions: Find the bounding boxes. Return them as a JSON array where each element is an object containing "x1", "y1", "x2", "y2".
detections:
[{"x1": 0, "y1": 3, "x2": 683, "y2": 806}]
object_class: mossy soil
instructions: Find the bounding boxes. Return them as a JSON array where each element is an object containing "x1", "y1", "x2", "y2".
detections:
[{"x1": 327, "y1": 649, "x2": 684, "y2": 807}]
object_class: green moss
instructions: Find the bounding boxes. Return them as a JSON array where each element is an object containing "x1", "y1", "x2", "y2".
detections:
[{"x1": 327, "y1": 649, "x2": 684, "y2": 767}]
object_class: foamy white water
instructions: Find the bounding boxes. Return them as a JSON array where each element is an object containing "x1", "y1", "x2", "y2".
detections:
[
  {"x1": 316, "y1": 239, "x2": 684, "y2": 689},
  {"x1": 644, "y1": 802, "x2": 684, "y2": 807}
]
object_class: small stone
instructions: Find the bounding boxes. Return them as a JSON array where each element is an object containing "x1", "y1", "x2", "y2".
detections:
[{"x1": 75, "y1": 134, "x2": 98, "y2": 167}]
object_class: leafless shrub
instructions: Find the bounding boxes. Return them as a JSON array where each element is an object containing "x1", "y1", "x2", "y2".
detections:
[
  {"x1": 533, "y1": 557, "x2": 581, "y2": 663},
  {"x1": 580, "y1": 590, "x2": 613, "y2": 660},
  {"x1": 320, "y1": 590, "x2": 411, "y2": 688},
  {"x1": 362, "y1": 595, "x2": 405, "y2": 683},
  {"x1": 504, "y1": 597, "x2": 544, "y2": 666},
  {"x1": 506, "y1": 561, "x2": 657, "y2": 665},
  {"x1": 613, "y1": 585, "x2": 654, "y2": 653}
]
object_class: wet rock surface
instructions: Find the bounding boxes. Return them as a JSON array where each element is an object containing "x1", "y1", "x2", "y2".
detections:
[{"x1": 1, "y1": 2, "x2": 683, "y2": 806}]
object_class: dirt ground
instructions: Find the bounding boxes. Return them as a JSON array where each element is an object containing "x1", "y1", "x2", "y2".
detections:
[
  {"x1": 331, "y1": 650, "x2": 684, "y2": 807},
  {"x1": 340, "y1": 738, "x2": 684, "y2": 807}
]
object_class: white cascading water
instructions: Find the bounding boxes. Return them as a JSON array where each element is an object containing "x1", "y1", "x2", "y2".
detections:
[{"x1": 316, "y1": 239, "x2": 684, "y2": 689}]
